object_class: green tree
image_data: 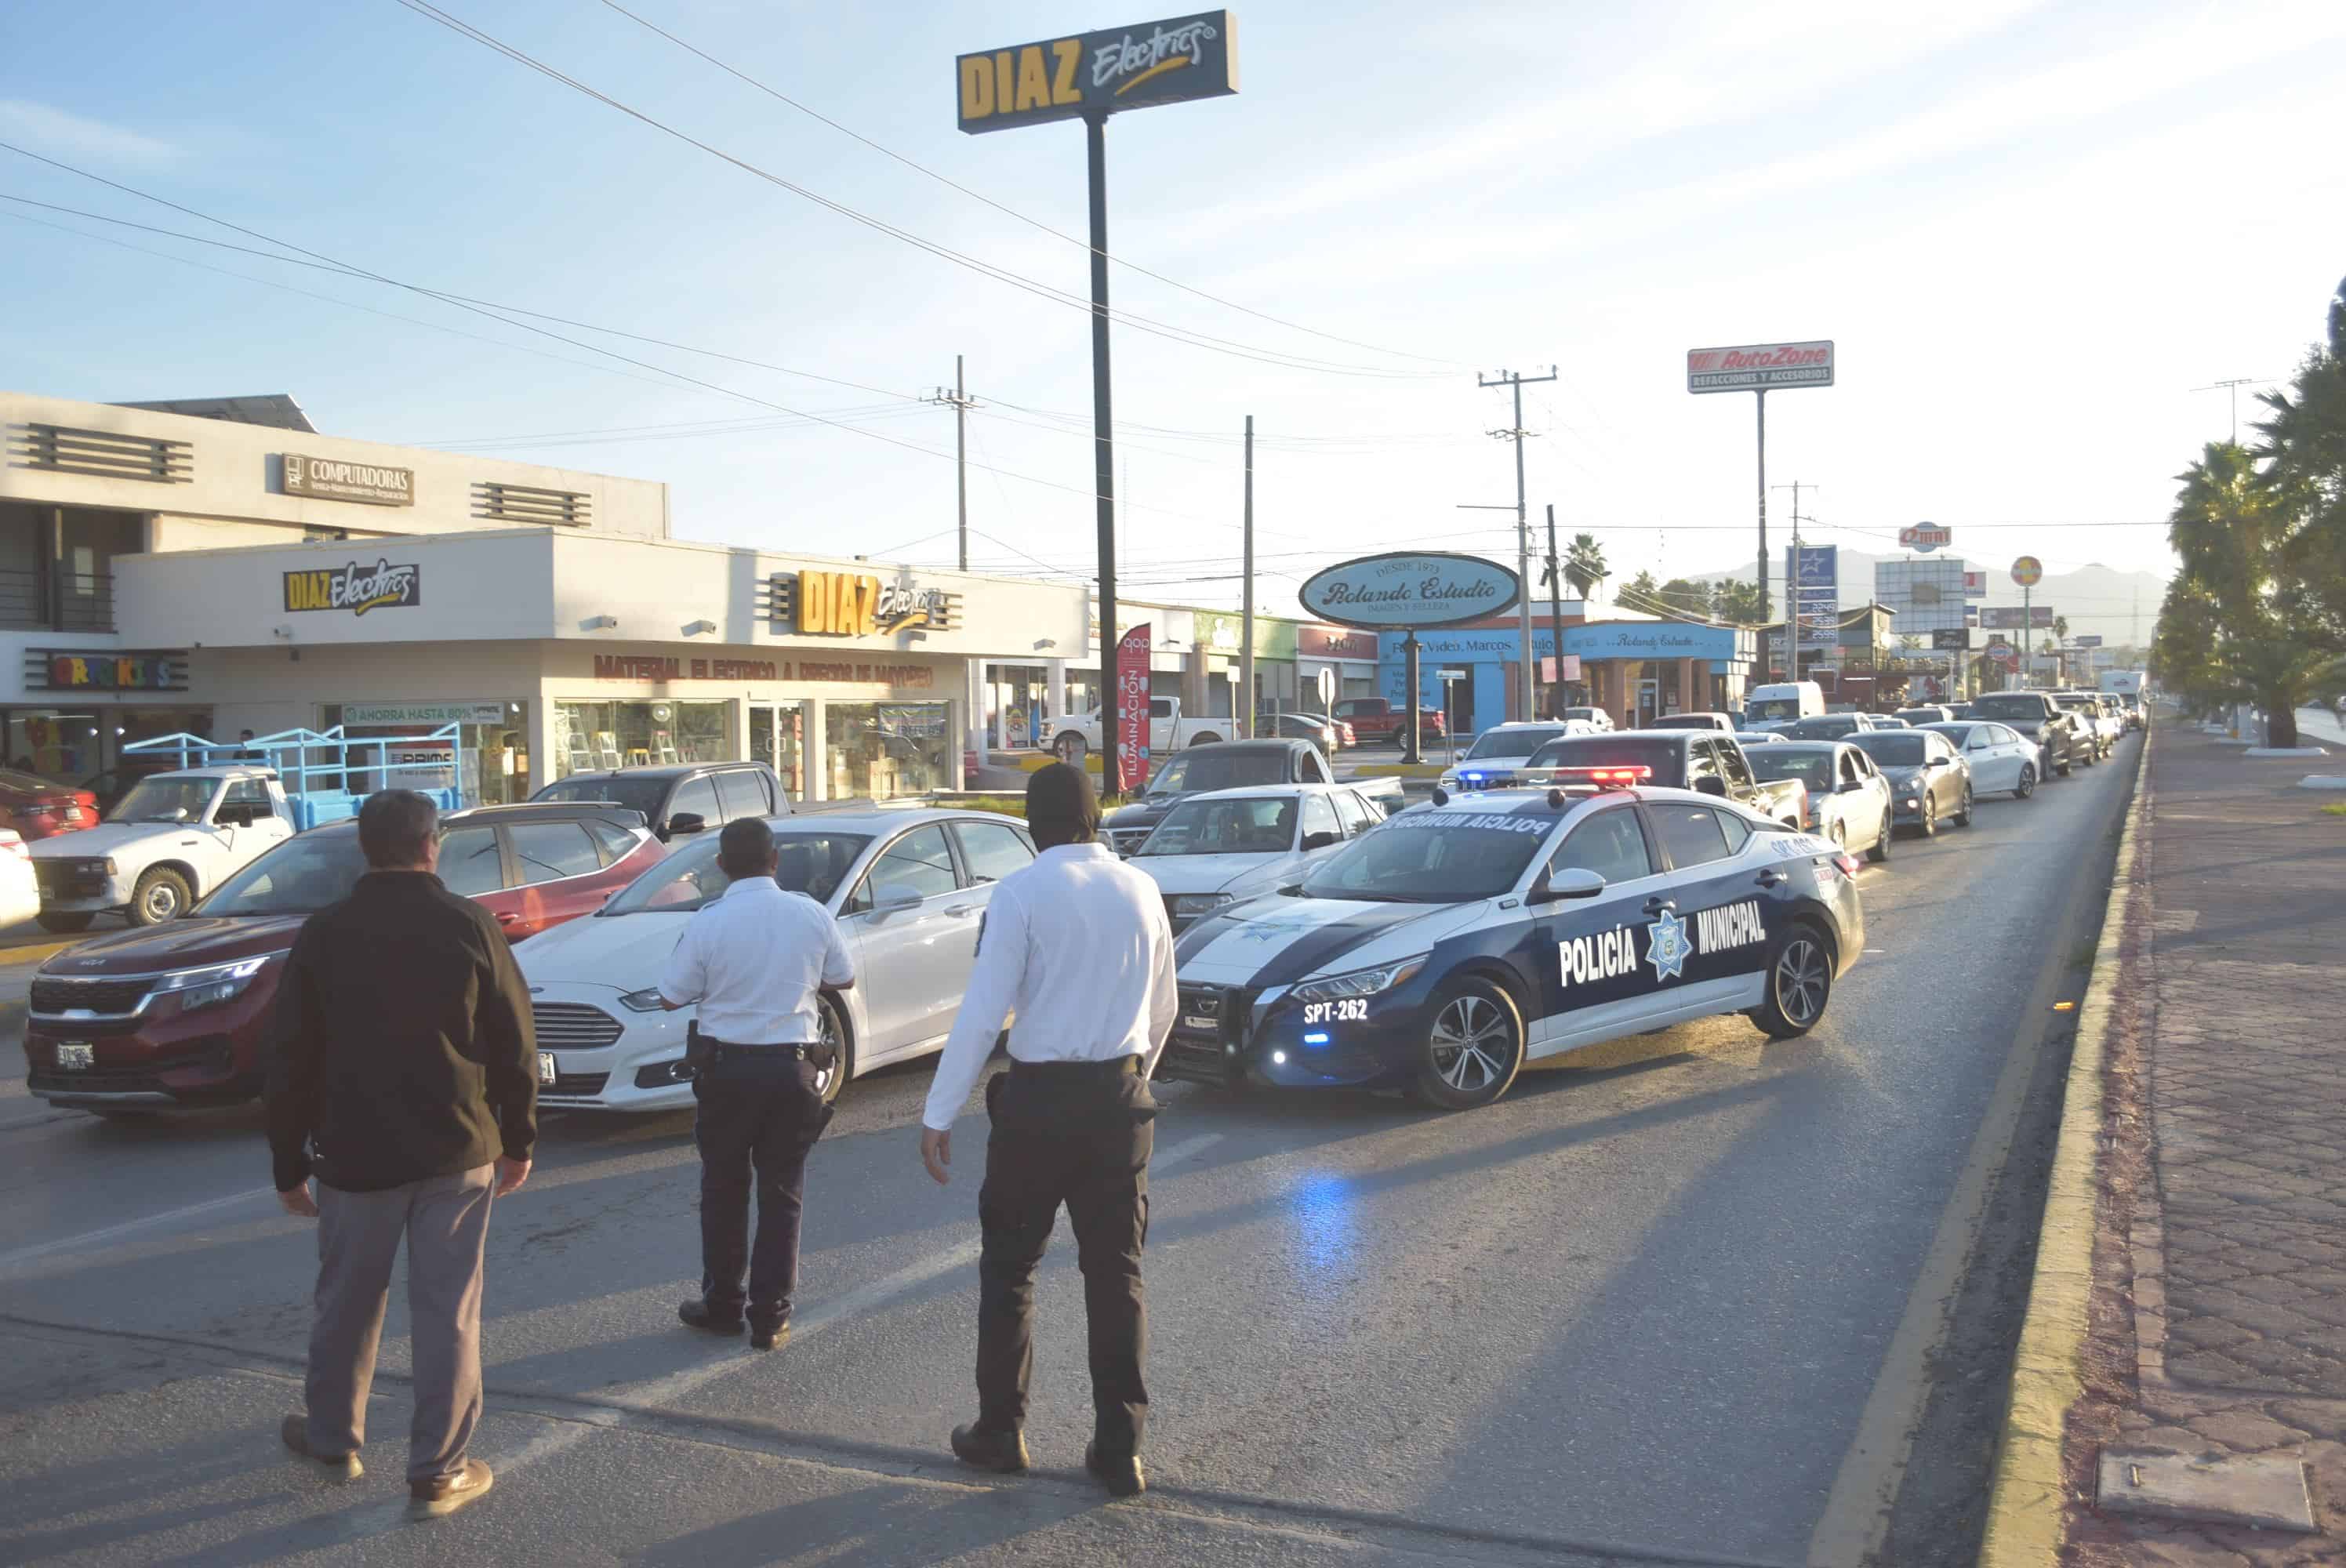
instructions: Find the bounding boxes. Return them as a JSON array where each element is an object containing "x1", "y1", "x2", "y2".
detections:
[
  {"x1": 1710, "y1": 577, "x2": 1766, "y2": 623},
  {"x1": 2051, "y1": 615, "x2": 2070, "y2": 643},
  {"x1": 2258, "y1": 272, "x2": 2346, "y2": 653},
  {"x1": 1563, "y1": 533, "x2": 1609, "y2": 599},
  {"x1": 1622, "y1": 568, "x2": 1659, "y2": 604},
  {"x1": 1652, "y1": 577, "x2": 1715, "y2": 618},
  {"x1": 2165, "y1": 441, "x2": 2341, "y2": 746}
]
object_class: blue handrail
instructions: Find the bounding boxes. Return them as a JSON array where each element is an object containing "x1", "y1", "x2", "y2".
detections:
[{"x1": 124, "y1": 725, "x2": 476, "y2": 829}]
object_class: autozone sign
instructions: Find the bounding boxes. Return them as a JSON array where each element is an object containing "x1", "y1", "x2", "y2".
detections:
[{"x1": 1687, "y1": 340, "x2": 1834, "y2": 393}]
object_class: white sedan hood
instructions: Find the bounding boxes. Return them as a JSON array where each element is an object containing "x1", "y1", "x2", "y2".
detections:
[{"x1": 516, "y1": 909, "x2": 690, "y2": 992}]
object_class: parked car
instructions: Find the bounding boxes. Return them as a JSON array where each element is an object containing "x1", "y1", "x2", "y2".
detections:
[
  {"x1": 1743, "y1": 681, "x2": 1825, "y2": 731},
  {"x1": 1098, "y1": 739, "x2": 1391, "y2": 856},
  {"x1": 1519, "y1": 731, "x2": 1805, "y2": 828},
  {"x1": 1559, "y1": 706, "x2": 1614, "y2": 731},
  {"x1": 1919, "y1": 720, "x2": 2043, "y2": 799},
  {"x1": 532, "y1": 760, "x2": 786, "y2": 840},
  {"x1": 1968, "y1": 691, "x2": 2084, "y2": 776},
  {"x1": 1257, "y1": 710, "x2": 1355, "y2": 752},
  {"x1": 1642, "y1": 712, "x2": 1740, "y2": 733},
  {"x1": 0, "y1": 768, "x2": 98, "y2": 842},
  {"x1": 1745, "y1": 741, "x2": 1894, "y2": 862},
  {"x1": 2049, "y1": 691, "x2": 2117, "y2": 760},
  {"x1": 0, "y1": 830, "x2": 35, "y2": 929},
  {"x1": 515, "y1": 808, "x2": 1038, "y2": 1112},
  {"x1": 1042, "y1": 695, "x2": 1229, "y2": 763},
  {"x1": 1734, "y1": 731, "x2": 1786, "y2": 746},
  {"x1": 1869, "y1": 716, "x2": 1911, "y2": 728},
  {"x1": 1779, "y1": 713, "x2": 1890, "y2": 742},
  {"x1": 19, "y1": 803, "x2": 662, "y2": 1115},
  {"x1": 1129, "y1": 783, "x2": 1388, "y2": 931},
  {"x1": 29, "y1": 766, "x2": 297, "y2": 931},
  {"x1": 1894, "y1": 706, "x2": 1956, "y2": 727},
  {"x1": 1850, "y1": 728, "x2": 1974, "y2": 835},
  {"x1": 1332, "y1": 696, "x2": 1447, "y2": 745},
  {"x1": 1436, "y1": 720, "x2": 1598, "y2": 793}
]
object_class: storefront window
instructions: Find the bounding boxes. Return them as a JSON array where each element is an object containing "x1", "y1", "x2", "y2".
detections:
[
  {"x1": 825, "y1": 701, "x2": 950, "y2": 800},
  {"x1": 319, "y1": 704, "x2": 532, "y2": 807},
  {"x1": 982, "y1": 664, "x2": 1049, "y2": 750},
  {"x1": 554, "y1": 701, "x2": 735, "y2": 779},
  {"x1": 2, "y1": 707, "x2": 215, "y2": 799},
  {"x1": 750, "y1": 702, "x2": 807, "y2": 801}
]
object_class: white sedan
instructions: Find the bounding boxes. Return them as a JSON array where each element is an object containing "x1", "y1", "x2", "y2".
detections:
[
  {"x1": 1743, "y1": 742, "x2": 1894, "y2": 862},
  {"x1": 1437, "y1": 720, "x2": 1600, "y2": 793},
  {"x1": 1128, "y1": 783, "x2": 1388, "y2": 931},
  {"x1": 0, "y1": 831, "x2": 35, "y2": 929},
  {"x1": 517, "y1": 807, "x2": 1037, "y2": 1112},
  {"x1": 1920, "y1": 720, "x2": 2043, "y2": 798}
]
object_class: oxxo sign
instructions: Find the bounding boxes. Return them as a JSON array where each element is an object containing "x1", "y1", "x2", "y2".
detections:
[{"x1": 956, "y1": 12, "x2": 1237, "y2": 133}]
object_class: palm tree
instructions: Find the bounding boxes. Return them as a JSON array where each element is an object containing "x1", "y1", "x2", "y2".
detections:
[
  {"x1": 2051, "y1": 615, "x2": 2070, "y2": 643},
  {"x1": 2167, "y1": 441, "x2": 2333, "y2": 746},
  {"x1": 1563, "y1": 534, "x2": 1609, "y2": 600}
]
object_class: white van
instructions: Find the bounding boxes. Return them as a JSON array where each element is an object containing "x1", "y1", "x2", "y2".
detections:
[{"x1": 1744, "y1": 681, "x2": 1825, "y2": 731}]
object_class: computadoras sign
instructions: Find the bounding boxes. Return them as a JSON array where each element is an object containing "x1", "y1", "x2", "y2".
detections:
[
  {"x1": 1298, "y1": 552, "x2": 1521, "y2": 632},
  {"x1": 283, "y1": 559, "x2": 422, "y2": 615}
]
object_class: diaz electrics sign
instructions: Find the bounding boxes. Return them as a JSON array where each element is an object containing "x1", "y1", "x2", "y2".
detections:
[
  {"x1": 768, "y1": 572, "x2": 961, "y2": 638},
  {"x1": 1298, "y1": 552, "x2": 1521, "y2": 631},
  {"x1": 957, "y1": 13, "x2": 1237, "y2": 133},
  {"x1": 283, "y1": 559, "x2": 422, "y2": 615}
]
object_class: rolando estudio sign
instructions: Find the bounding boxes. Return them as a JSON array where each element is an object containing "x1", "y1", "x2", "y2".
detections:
[{"x1": 1298, "y1": 552, "x2": 1520, "y2": 632}]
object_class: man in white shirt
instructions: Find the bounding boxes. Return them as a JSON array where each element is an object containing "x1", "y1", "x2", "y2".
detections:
[
  {"x1": 921, "y1": 763, "x2": 1177, "y2": 1497},
  {"x1": 660, "y1": 816, "x2": 854, "y2": 1351}
]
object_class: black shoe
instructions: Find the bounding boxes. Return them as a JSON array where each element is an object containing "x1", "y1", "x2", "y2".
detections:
[
  {"x1": 677, "y1": 1298, "x2": 745, "y2": 1335},
  {"x1": 950, "y1": 1422, "x2": 1030, "y2": 1474},
  {"x1": 749, "y1": 1319, "x2": 790, "y2": 1352},
  {"x1": 1085, "y1": 1442, "x2": 1145, "y2": 1497}
]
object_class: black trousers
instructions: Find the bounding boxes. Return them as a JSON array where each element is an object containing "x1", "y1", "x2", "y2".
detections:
[
  {"x1": 976, "y1": 1057, "x2": 1157, "y2": 1455},
  {"x1": 693, "y1": 1046, "x2": 833, "y2": 1327}
]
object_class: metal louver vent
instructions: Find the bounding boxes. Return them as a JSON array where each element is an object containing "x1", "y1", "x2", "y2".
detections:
[
  {"x1": 8, "y1": 423, "x2": 191, "y2": 484},
  {"x1": 472, "y1": 481, "x2": 590, "y2": 526}
]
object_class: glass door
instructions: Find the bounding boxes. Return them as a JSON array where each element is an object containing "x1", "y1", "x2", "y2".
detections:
[{"x1": 750, "y1": 702, "x2": 806, "y2": 803}]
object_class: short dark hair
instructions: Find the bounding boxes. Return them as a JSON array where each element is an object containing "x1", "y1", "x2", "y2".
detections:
[
  {"x1": 717, "y1": 815, "x2": 775, "y2": 878},
  {"x1": 1026, "y1": 761, "x2": 1099, "y2": 848},
  {"x1": 358, "y1": 789, "x2": 438, "y2": 868}
]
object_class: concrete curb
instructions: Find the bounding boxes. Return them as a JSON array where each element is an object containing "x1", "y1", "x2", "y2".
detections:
[{"x1": 1977, "y1": 727, "x2": 2153, "y2": 1566}]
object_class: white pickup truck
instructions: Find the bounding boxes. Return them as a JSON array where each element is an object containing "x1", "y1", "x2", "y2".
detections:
[
  {"x1": 30, "y1": 766, "x2": 296, "y2": 930},
  {"x1": 1042, "y1": 696, "x2": 1232, "y2": 763}
]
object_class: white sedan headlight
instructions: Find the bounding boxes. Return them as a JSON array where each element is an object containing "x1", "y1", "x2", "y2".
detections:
[
  {"x1": 1293, "y1": 956, "x2": 1429, "y2": 1004},
  {"x1": 619, "y1": 986, "x2": 671, "y2": 1013},
  {"x1": 1170, "y1": 894, "x2": 1233, "y2": 916}
]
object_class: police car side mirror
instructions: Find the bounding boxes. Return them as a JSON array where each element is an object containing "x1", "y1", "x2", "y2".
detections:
[{"x1": 1531, "y1": 867, "x2": 1607, "y2": 904}]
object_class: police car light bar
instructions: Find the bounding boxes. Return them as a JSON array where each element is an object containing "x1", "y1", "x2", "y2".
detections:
[{"x1": 1549, "y1": 765, "x2": 1651, "y2": 789}]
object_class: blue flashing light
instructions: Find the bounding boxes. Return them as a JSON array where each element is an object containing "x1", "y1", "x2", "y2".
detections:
[{"x1": 1302, "y1": 1031, "x2": 1331, "y2": 1045}]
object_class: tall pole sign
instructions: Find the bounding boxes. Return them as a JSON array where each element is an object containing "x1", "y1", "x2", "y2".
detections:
[
  {"x1": 1687, "y1": 339, "x2": 1835, "y2": 625},
  {"x1": 957, "y1": 13, "x2": 1240, "y2": 799},
  {"x1": 2011, "y1": 555, "x2": 2043, "y2": 684}
]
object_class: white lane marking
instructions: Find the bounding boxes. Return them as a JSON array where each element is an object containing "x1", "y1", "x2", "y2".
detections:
[
  {"x1": 0, "y1": 1185, "x2": 277, "y2": 1272},
  {"x1": 495, "y1": 1130, "x2": 1226, "y2": 1476}
]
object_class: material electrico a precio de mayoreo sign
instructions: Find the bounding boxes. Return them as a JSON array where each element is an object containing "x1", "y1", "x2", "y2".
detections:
[
  {"x1": 1686, "y1": 341, "x2": 1835, "y2": 394},
  {"x1": 955, "y1": 11, "x2": 1237, "y2": 134}
]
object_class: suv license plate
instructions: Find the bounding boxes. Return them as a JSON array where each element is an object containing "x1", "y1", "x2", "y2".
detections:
[
  {"x1": 55, "y1": 1041, "x2": 94, "y2": 1071},
  {"x1": 537, "y1": 1051, "x2": 557, "y2": 1086}
]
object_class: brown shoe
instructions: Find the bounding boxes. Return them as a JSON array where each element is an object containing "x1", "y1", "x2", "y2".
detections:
[
  {"x1": 409, "y1": 1458, "x2": 495, "y2": 1519},
  {"x1": 280, "y1": 1414, "x2": 361, "y2": 1480}
]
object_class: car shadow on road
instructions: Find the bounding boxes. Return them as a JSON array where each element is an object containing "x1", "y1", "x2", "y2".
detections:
[{"x1": 630, "y1": 1475, "x2": 1124, "y2": 1568}]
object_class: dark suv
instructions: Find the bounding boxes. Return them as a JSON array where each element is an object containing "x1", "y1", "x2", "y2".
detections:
[
  {"x1": 1968, "y1": 691, "x2": 2084, "y2": 776},
  {"x1": 532, "y1": 760, "x2": 786, "y2": 840}
]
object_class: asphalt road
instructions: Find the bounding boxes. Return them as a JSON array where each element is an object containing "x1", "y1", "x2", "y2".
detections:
[{"x1": 0, "y1": 738, "x2": 2142, "y2": 1568}]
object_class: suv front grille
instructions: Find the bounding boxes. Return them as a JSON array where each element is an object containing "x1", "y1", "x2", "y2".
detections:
[
  {"x1": 32, "y1": 975, "x2": 155, "y2": 1017},
  {"x1": 531, "y1": 1003, "x2": 623, "y2": 1050}
]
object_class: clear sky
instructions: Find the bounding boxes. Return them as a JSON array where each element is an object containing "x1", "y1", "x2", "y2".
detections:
[{"x1": 5, "y1": 0, "x2": 2343, "y2": 625}]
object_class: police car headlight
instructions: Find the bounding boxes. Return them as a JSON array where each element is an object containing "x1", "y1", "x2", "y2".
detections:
[
  {"x1": 619, "y1": 987, "x2": 670, "y2": 1013},
  {"x1": 1171, "y1": 894, "x2": 1233, "y2": 916},
  {"x1": 1294, "y1": 956, "x2": 1429, "y2": 1004}
]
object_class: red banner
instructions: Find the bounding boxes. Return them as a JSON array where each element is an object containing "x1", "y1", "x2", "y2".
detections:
[{"x1": 1115, "y1": 622, "x2": 1152, "y2": 793}]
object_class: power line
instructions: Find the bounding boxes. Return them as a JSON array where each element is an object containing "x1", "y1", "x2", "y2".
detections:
[
  {"x1": 392, "y1": 1, "x2": 1452, "y2": 382},
  {"x1": 596, "y1": 0, "x2": 1462, "y2": 372}
]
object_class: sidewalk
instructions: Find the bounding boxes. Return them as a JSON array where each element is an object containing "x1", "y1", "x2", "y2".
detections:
[{"x1": 1993, "y1": 721, "x2": 2346, "y2": 1564}]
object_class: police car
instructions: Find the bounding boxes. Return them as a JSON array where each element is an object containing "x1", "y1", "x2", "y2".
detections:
[{"x1": 1157, "y1": 782, "x2": 1865, "y2": 1110}]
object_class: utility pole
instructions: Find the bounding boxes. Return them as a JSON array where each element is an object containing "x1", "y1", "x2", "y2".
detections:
[
  {"x1": 1771, "y1": 480, "x2": 1812, "y2": 680},
  {"x1": 1241, "y1": 416, "x2": 1255, "y2": 739},
  {"x1": 1480, "y1": 366, "x2": 1556, "y2": 723},
  {"x1": 1542, "y1": 503, "x2": 1566, "y2": 718},
  {"x1": 2191, "y1": 377, "x2": 2271, "y2": 445},
  {"x1": 925, "y1": 354, "x2": 979, "y2": 572}
]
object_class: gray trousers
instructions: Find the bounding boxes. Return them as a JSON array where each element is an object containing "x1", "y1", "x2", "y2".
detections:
[{"x1": 303, "y1": 1165, "x2": 495, "y2": 1483}]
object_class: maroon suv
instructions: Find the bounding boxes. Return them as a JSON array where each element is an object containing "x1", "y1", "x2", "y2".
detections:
[{"x1": 22, "y1": 803, "x2": 662, "y2": 1115}]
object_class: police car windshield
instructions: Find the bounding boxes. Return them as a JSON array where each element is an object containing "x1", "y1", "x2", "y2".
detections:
[
  {"x1": 1299, "y1": 808, "x2": 1546, "y2": 902},
  {"x1": 1136, "y1": 796, "x2": 1295, "y2": 856},
  {"x1": 1146, "y1": 752, "x2": 1287, "y2": 797},
  {"x1": 1851, "y1": 733, "x2": 1929, "y2": 768},
  {"x1": 533, "y1": 776, "x2": 668, "y2": 820},
  {"x1": 1748, "y1": 749, "x2": 1834, "y2": 791},
  {"x1": 1464, "y1": 726, "x2": 1564, "y2": 760},
  {"x1": 603, "y1": 829, "x2": 873, "y2": 915},
  {"x1": 1524, "y1": 735, "x2": 1684, "y2": 771}
]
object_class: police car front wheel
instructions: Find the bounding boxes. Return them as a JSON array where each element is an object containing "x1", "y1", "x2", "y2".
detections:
[
  {"x1": 1410, "y1": 977, "x2": 1524, "y2": 1112},
  {"x1": 1751, "y1": 925, "x2": 1834, "y2": 1040}
]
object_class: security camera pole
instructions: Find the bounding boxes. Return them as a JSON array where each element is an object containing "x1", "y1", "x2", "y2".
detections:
[{"x1": 954, "y1": 14, "x2": 1239, "y2": 798}]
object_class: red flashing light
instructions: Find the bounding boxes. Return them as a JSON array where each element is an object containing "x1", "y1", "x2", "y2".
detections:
[
  {"x1": 1551, "y1": 765, "x2": 1652, "y2": 789},
  {"x1": 1832, "y1": 851, "x2": 1862, "y2": 879}
]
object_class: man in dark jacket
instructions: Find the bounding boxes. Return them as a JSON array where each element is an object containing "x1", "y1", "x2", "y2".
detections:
[{"x1": 266, "y1": 789, "x2": 536, "y2": 1520}]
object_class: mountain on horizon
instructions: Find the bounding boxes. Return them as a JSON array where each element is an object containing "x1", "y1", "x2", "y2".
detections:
[{"x1": 1674, "y1": 546, "x2": 2168, "y2": 650}]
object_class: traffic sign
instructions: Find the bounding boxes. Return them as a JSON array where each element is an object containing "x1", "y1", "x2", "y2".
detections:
[
  {"x1": 2010, "y1": 555, "x2": 2043, "y2": 587},
  {"x1": 1316, "y1": 666, "x2": 1336, "y2": 708},
  {"x1": 1437, "y1": 668, "x2": 1468, "y2": 681}
]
